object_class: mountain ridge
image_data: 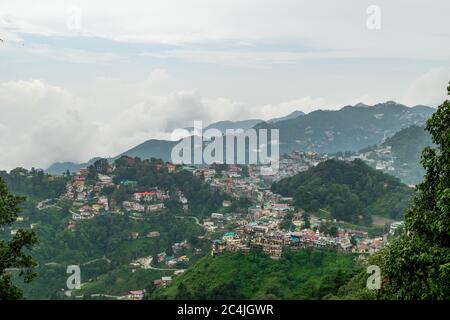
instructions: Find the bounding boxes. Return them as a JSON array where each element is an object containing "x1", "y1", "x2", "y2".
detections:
[{"x1": 45, "y1": 102, "x2": 435, "y2": 175}]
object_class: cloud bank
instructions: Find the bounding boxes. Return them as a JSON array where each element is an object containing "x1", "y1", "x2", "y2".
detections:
[{"x1": 1, "y1": 67, "x2": 447, "y2": 171}]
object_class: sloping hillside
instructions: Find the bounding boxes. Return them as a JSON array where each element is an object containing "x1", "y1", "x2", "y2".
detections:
[
  {"x1": 153, "y1": 250, "x2": 359, "y2": 300},
  {"x1": 271, "y1": 159, "x2": 414, "y2": 223}
]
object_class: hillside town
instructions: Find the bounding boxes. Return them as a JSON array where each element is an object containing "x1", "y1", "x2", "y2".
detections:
[
  {"x1": 12, "y1": 152, "x2": 404, "y2": 299},
  {"x1": 193, "y1": 161, "x2": 387, "y2": 259},
  {"x1": 61, "y1": 161, "x2": 186, "y2": 226},
  {"x1": 58, "y1": 153, "x2": 393, "y2": 263}
]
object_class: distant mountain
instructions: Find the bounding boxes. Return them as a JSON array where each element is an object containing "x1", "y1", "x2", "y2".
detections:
[
  {"x1": 46, "y1": 140, "x2": 178, "y2": 175},
  {"x1": 204, "y1": 119, "x2": 263, "y2": 133},
  {"x1": 268, "y1": 110, "x2": 305, "y2": 123},
  {"x1": 271, "y1": 159, "x2": 414, "y2": 223},
  {"x1": 46, "y1": 102, "x2": 435, "y2": 174},
  {"x1": 46, "y1": 158, "x2": 102, "y2": 176},
  {"x1": 117, "y1": 139, "x2": 177, "y2": 161},
  {"x1": 257, "y1": 101, "x2": 435, "y2": 155}
]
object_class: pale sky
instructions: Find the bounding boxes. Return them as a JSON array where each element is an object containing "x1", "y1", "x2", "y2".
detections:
[{"x1": 0, "y1": 0, "x2": 449, "y2": 170}]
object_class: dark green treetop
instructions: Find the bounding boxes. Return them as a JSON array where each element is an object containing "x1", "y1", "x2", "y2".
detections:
[
  {"x1": 0, "y1": 177, "x2": 37, "y2": 300},
  {"x1": 379, "y1": 83, "x2": 450, "y2": 299}
]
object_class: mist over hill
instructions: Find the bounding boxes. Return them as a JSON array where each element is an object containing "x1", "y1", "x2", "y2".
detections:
[{"x1": 45, "y1": 102, "x2": 435, "y2": 175}]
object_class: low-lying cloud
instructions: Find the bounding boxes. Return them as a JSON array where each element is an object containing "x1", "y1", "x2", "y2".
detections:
[
  {"x1": 0, "y1": 70, "x2": 327, "y2": 170},
  {"x1": 0, "y1": 67, "x2": 447, "y2": 171}
]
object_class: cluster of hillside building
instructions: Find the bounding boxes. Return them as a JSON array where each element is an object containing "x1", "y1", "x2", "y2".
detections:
[
  {"x1": 208, "y1": 210, "x2": 385, "y2": 259},
  {"x1": 24, "y1": 151, "x2": 405, "y2": 299},
  {"x1": 60, "y1": 161, "x2": 187, "y2": 229},
  {"x1": 190, "y1": 160, "x2": 389, "y2": 259},
  {"x1": 341, "y1": 145, "x2": 396, "y2": 172}
]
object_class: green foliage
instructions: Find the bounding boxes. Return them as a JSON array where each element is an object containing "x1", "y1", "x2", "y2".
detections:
[
  {"x1": 0, "y1": 168, "x2": 68, "y2": 200},
  {"x1": 0, "y1": 176, "x2": 37, "y2": 299},
  {"x1": 329, "y1": 267, "x2": 377, "y2": 300},
  {"x1": 279, "y1": 212, "x2": 294, "y2": 231},
  {"x1": 241, "y1": 165, "x2": 249, "y2": 178},
  {"x1": 319, "y1": 222, "x2": 338, "y2": 237},
  {"x1": 18, "y1": 209, "x2": 208, "y2": 299},
  {"x1": 153, "y1": 249, "x2": 359, "y2": 300},
  {"x1": 89, "y1": 158, "x2": 109, "y2": 175},
  {"x1": 79, "y1": 266, "x2": 169, "y2": 297},
  {"x1": 0, "y1": 156, "x2": 219, "y2": 298},
  {"x1": 171, "y1": 170, "x2": 225, "y2": 217},
  {"x1": 302, "y1": 212, "x2": 311, "y2": 229},
  {"x1": 377, "y1": 83, "x2": 450, "y2": 300},
  {"x1": 272, "y1": 159, "x2": 413, "y2": 224},
  {"x1": 228, "y1": 196, "x2": 252, "y2": 213},
  {"x1": 0, "y1": 157, "x2": 224, "y2": 299}
]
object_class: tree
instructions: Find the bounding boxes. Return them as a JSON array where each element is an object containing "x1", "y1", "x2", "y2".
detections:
[
  {"x1": 378, "y1": 83, "x2": 450, "y2": 299},
  {"x1": 280, "y1": 212, "x2": 294, "y2": 231},
  {"x1": 175, "y1": 282, "x2": 192, "y2": 299},
  {"x1": 302, "y1": 212, "x2": 311, "y2": 229},
  {"x1": 0, "y1": 177, "x2": 38, "y2": 299},
  {"x1": 328, "y1": 225, "x2": 338, "y2": 237},
  {"x1": 241, "y1": 165, "x2": 249, "y2": 178}
]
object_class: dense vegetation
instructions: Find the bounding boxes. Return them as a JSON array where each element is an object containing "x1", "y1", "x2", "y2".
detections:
[
  {"x1": 0, "y1": 168, "x2": 68, "y2": 200},
  {"x1": 153, "y1": 249, "x2": 360, "y2": 300},
  {"x1": 20, "y1": 210, "x2": 208, "y2": 299},
  {"x1": 0, "y1": 176, "x2": 37, "y2": 299},
  {"x1": 332, "y1": 84, "x2": 450, "y2": 300},
  {"x1": 375, "y1": 83, "x2": 450, "y2": 299},
  {"x1": 271, "y1": 159, "x2": 414, "y2": 224}
]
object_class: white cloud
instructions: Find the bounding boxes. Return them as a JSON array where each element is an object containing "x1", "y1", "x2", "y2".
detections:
[
  {"x1": 256, "y1": 97, "x2": 330, "y2": 117},
  {"x1": 1, "y1": 68, "x2": 445, "y2": 171},
  {"x1": 399, "y1": 68, "x2": 450, "y2": 106},
  {"x1": 0, "y1": 80, "x2": 99, "y2": 170},
  {"x1": 140, "y1": 49, "x2": 356, "y2": 67},
  {"x1": 1, "y1": 0, "x2": 449, "y2": 60},
  {"x1": 0, "y1": 73, "x2": 329, "y2": 170},
  {"x1": 0, "y1": 40, "x2": 122, "y2": 64},
  {"x1": 25, "y1": 45, "x2": 122, "y2": 64}
]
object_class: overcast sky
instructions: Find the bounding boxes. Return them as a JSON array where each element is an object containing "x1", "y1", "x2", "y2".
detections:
[{"x1": 1, "y1": 0, "x2": 450, "y2": 170}]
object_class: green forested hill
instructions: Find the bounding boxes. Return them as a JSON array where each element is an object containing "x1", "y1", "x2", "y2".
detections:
[
  {"x1": 152, "y1": 249, "x2": 360, "y2": 300},
  {"x1": 19, "y1": 212, "x2": 206, "y2": 299},
  {"x1": 381, "y1": 125, "x2": 431, "y2": 164},
  {"x1": 0, "y1": 167, "x2": 68, "y2": 199},
  {"x1": 271, "y1": 159, "x2": 414, "y2": 224}
]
